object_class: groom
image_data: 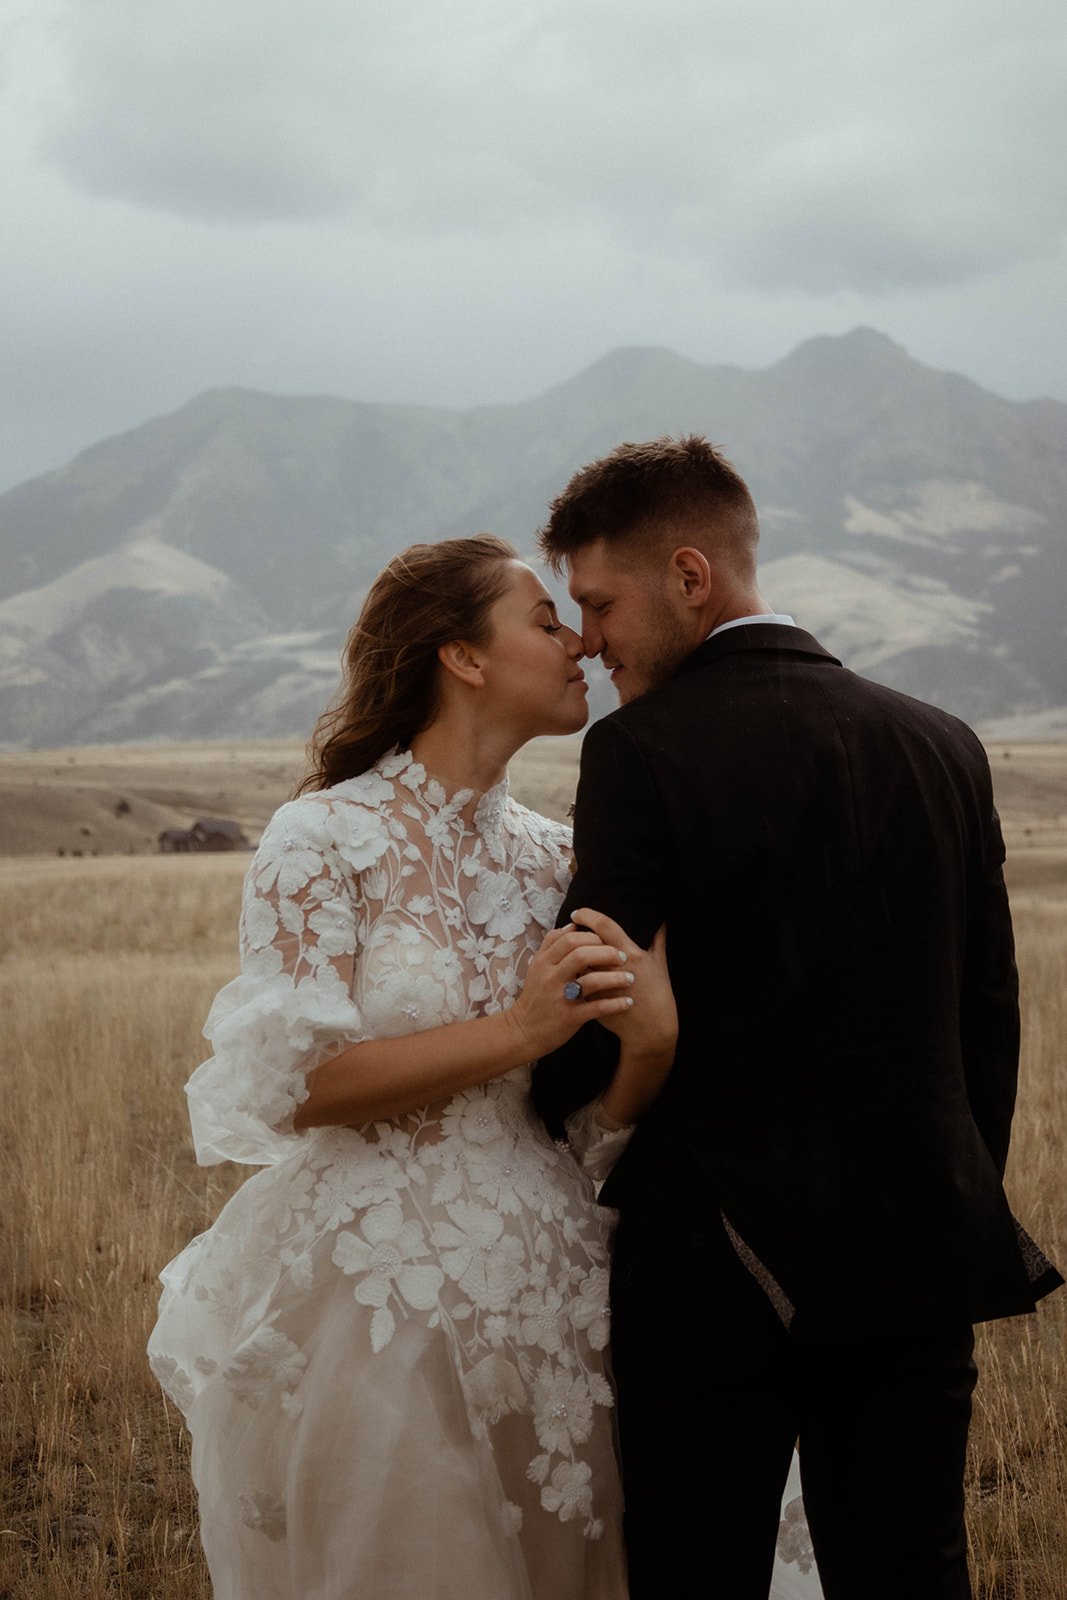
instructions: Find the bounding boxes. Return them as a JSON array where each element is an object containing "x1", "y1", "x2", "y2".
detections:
[{"x1": 531, "y1": 436, "x2": 1062, "y2": 1599}]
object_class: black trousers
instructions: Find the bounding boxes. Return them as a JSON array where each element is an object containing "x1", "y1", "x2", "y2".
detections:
[{"x1": 609, "y1": 1204, "x2": 977, "y2": 1599}]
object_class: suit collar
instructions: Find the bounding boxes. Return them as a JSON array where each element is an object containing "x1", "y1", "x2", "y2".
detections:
[{"x1": 675, "y1": 622, "x2": 841, "y2": 677}]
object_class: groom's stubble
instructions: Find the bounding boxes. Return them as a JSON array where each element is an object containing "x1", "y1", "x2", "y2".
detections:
[{"x1": 612, "y1": 588, "x2": 693, "y2": 703}]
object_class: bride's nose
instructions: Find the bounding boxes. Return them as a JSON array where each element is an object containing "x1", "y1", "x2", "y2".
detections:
[{"x1": 562, "y1": 625, "x2": 584, "y2": 659}]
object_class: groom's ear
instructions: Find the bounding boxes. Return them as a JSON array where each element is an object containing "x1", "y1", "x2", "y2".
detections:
[
  {"x1": 437, "y1": 639, "x2": 486, "y2": 688},
  {"x1": 668, "y1": 547, "x2": 713, "y2": 607}
]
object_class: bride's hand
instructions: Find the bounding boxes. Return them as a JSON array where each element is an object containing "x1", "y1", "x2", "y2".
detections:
[{"x1": 505, "y1": 923, "x2": 635, "y2": 1060}]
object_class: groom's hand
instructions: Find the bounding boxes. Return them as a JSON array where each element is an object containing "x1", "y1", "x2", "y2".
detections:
[{"x1": 569, "y1": 911, "x2": 677, "y2": 1125}]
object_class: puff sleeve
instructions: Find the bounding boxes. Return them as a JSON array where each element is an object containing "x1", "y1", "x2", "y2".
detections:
[{"x1": 185, "y1": 795, "x2": 388, "y2": 1167}]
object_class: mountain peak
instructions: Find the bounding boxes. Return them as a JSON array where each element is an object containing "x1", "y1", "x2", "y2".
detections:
[{"x1": 776, "y1": 327, "x2": 911, "y2": 374}]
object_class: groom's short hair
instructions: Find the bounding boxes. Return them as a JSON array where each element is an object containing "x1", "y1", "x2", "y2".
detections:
[{"x1": 537, "y1": 434, "x2": 759, "y2": 575}]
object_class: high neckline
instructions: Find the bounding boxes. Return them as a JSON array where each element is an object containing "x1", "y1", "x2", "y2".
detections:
[{"x1": 380, "y1": 748, "x2": 510, "y2": 839}]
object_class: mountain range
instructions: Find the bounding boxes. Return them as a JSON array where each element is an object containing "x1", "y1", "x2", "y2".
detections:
[{"x1": 1, "y1": 327, "x2": 1065, "y2": 748}]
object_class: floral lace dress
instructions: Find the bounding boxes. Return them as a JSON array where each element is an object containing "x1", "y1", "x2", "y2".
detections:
[
  {"x1": 149, "y1": 749, "x2": 824, "y2": 1600},
  {"x1": 149, "y1": 751, "x2": 630, "y2": 1600}
]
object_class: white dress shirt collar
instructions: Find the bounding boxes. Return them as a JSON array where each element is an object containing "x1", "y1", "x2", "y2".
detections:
[{"x1": 706, "y1": 612, "x2": 796, "y2": 642}]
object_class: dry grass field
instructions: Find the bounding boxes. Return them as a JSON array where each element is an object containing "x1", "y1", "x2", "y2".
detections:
[{"x1": 1, "y1": 737, "x2": 1065, "y2": 1597}]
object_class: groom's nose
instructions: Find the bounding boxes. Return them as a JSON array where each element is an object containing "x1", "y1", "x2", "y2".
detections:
[{"x1": 581, "y1": 621, "x2": 605, "y2": 659}]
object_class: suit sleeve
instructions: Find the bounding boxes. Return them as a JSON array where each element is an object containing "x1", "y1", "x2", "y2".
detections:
[
  {"x1": 531, "y1": 716, "x2": 671, "y2": 1139},
  {"x1": 960, "y1": 779, "x2": 1020, "y2": 1178}
]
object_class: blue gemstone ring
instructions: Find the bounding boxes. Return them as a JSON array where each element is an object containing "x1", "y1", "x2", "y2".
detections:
[{"x1": 563, "y1": 980, "x2": 582, "y2": 1001}]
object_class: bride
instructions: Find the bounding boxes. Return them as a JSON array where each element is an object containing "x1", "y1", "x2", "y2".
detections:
[{"x1": 148, "y1": 534, "x2": 823, "y2": 1599}]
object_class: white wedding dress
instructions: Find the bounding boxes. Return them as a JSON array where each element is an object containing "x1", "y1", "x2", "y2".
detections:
[{"x1": 149, "y1": 749, "x2": 823, "y2": 1600}]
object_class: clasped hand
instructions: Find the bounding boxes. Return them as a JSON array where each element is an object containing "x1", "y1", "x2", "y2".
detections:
[{"x1": 507, "y1": 909, "x2": 678, "y2": 1102}]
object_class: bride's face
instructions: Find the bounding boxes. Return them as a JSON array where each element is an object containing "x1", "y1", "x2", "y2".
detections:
[{"x1": 475, "y1": 562, "x2": 589, "y2": 741}]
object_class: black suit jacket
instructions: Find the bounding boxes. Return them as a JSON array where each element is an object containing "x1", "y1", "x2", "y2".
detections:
[{"x1": 532, "y1": 624, "x2": 1062, "y2": 1338}]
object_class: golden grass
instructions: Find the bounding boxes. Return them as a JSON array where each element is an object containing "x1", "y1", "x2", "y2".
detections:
[
  {"x1": 0, "y1": 854, "x2": 1064, "y2": 1597},
  {"x1": 966, "y1": 904, "x2": 1067, "y2": 1600},
  {"x1": 0, "y1": 857, "x2": 247, "y2": 1598}
]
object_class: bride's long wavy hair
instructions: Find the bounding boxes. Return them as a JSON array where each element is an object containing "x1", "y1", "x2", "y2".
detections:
[{"x1": 295, "y1": 535, "x2": 518, "y2": 795}]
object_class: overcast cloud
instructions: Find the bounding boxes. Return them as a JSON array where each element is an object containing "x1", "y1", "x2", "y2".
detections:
[{"x1": 2, "y1": 0, "x2": 1066, "y2": 491}]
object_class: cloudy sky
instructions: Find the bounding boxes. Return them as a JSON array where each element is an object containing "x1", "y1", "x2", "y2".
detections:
[{"x1": 3, "y1": 0, "x2": 1066, "y2": 492}]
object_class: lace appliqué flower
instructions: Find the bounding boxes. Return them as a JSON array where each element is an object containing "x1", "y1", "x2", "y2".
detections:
[
  {"x1": 777, "y1": 1494, "x2": 816, "y2": 1573},
  {"x1": 333, "y1": 1201, "x2": 445, "y2": 1351},
  {"x1": 539, "y1": 1459, "x2": 603, "y2": 1539},
  {"x1": 239, "y1": 1486, "x2": 287, "y2": 1543},
  {"x1": 432, "y1": 1202, "x2": 528, "y2": 1312},
  {"x1": 466, "y1": 869, "x2": 531, "y2": 942},
  {"x1": 223, "y1": 1328, "x2": 307, "y2": 1414}
]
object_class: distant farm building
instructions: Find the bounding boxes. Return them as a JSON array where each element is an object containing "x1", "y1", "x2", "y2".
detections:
[{"x1": 158, "y1": 818, "x2": 251, "y2": 853}]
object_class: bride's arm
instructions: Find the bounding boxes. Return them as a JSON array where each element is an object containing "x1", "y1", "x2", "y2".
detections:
[
  {"x1": 187, "y1": 799, "x2": 634, "y2": 1163},
  {"x1": 294, "y1": 923, "x2": 635, "y2": 1129}
]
